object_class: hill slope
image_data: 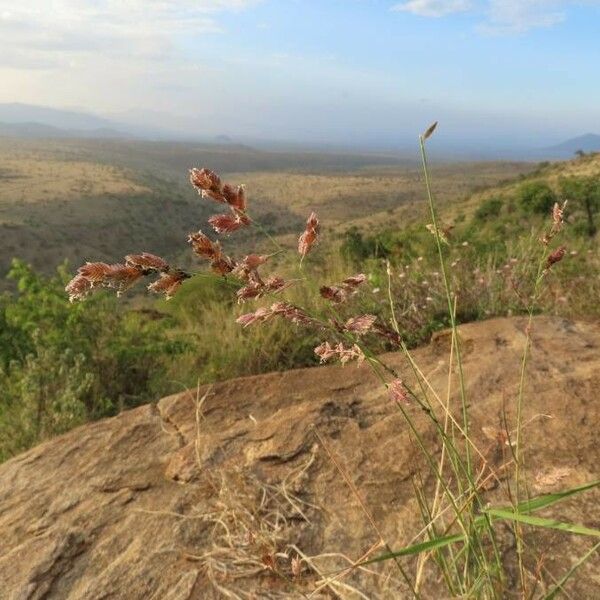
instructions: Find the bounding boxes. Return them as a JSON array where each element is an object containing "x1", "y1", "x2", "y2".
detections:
[
  {"x1": 0, "y1": 137, "x2": 534, "y2": 281},
  {"x1": 0, "y1": 103, "x2": 122, "y2": 134},
  {"x1": 0, "y1": 317, "x2": 598, "y2": 599},
  {"x1": 544, "y1": 134, "x2": 600, "y2": 157}
]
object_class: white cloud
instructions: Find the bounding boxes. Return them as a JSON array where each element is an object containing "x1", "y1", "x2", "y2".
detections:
[
  {"x1": 0, "y1": 1, "x2": 262, "y2": 68},
  {"x1": 0, "y1": 0, "x2": 265, "y2": 117},
  {"x1": 484, "y1": 0, "x2": 567, "y2": 33},
  {"x1": 392, "y1": 0, "x2": 472, "y2": 17},
  {"x1": 393, "y1": 1, "x2": 600, "y2": 32}
]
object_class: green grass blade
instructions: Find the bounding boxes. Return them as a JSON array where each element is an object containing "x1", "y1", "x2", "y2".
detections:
[
  {"x1": 362, "y1": 533, "x2": 466, "y2": 565},
  {"x1": 544, "y1": 541, "x2": 600, "y2": 600},
  {"x1": 484, "y1": 509, "x2": 600, "y2": 537},
  {"x1": 509, "y1": 480, "x2": 600, "y2": 515},
  {"x1": 364, "y1": 482, "x2": 600, "y2": 567},
  {"x1": 468, "y1": 480, "x2": 600, "y2": 529}
]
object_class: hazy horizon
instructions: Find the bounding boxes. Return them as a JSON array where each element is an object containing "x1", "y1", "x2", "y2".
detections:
[{"x1": 1, "y1": 1, "x2": 600, "y2": 149}]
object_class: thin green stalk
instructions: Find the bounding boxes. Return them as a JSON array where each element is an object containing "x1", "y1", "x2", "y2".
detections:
[
  {"x1": 544, "y1": 541, "x2": 600, "y2": 600},
  {"x1": 419, "y1": 130, "x2": 504, "y2": 595},
  {"x1": 415, "y1": 295, "x2": 460, "y2": 593},
  {"x1": 512, "y1": 260, "x2": 546, "y2": 595},
  {"x1": 411, "y1": 476, "x2": 462, "y2": 596},
  {"x1": 419, "y1": 133, "x2": 472, "y2": 479},
  {"x1": 384, "y1": 263, "x2": 472, "y2": 493}
]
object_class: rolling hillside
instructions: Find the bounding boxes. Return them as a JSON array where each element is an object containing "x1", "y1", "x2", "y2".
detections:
[{"x1": 0, "y1": 136, "x2": 534, "y2": 282}]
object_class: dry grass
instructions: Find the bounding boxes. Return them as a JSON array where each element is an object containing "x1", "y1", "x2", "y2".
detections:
[
  {"x1": 229, "y1": 161, "x2": 534, "y2": 236},
  {"x1": 0, "y1": 150, "x2": 148, "y2": 208},
  {"x1": 164, "y1": 388, "x2": 412, "y2": 599}
]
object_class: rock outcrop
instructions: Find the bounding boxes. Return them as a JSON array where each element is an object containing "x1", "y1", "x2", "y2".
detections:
[{"x1": 1, "y1": 317, "x2": 599, "y2": 598}]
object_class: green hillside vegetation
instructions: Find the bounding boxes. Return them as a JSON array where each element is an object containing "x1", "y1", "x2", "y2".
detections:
[
  {"x1": 1, "y1": 147, "x2": 598, "y2": 460},
  {"x1": 0, "y1": 260, "x2": 185, "y2": 461}
]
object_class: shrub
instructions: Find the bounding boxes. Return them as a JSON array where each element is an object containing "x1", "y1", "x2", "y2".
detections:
[
  {"x1": 340, "y1": 226, "x2": 386, "y2": 262},
  {"x1": 474, "y1": 196, "x2": 503, "y2": 221},
  {"x1": 0, "y1": 341, "x2": 94, "y2": 460},
  {"x1": 517, "y1": 181, "x2": 557, "y2": 214},
  {"x1": 559, "y1": 175, "x2": 600, "y2": 237},
  {"x1": 0, "y1": 259, "x2": 184, "y2": 459}
]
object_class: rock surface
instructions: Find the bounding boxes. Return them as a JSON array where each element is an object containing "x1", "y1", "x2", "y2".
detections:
[{"x1": 0, "y1": 317, "x2": 599, "y2": 599}]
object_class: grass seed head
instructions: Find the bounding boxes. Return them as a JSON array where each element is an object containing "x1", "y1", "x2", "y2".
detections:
[
  {"x1": 65, "y1": 275, "x2": 93, "y2": 302},
  {"x1": 189, "y1": 167, "x2": 222, "y2": 197},
  {"x1": 298, "y1": 211, "x2": 319, "y2": 258},
  {"x1": 422, "y1": 121, "x2": 438, "y2": 140},
  {"x1": 77, "y1": 261, "x2": 112, "y2": 282},
  {"x1": 124, "y1": 252, "x2": 170, "y2": 273},
  {"x1": 208, "y1": 213, "x2": 246, "y2": 234},
  {"x1": 187, "y1": 231, "x2": 222, "y2": 260},
  {"x1": 314, "y1": 341, "x2": 365, "y2": 364},
  {"x1": 388, "y1": 379, "x2": 409, "y2": 404},
  {"x1": 148, "y1": 270, "x2": 189, "y2": 300},
  {"x1": 344, "y1": 314, "x2": 377, "y2": 335},
  {"x1": 545, "y1": 245, "x2": 567, "y2": 271}
]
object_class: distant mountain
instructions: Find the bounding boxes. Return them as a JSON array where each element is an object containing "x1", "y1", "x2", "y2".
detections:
[
  {"x1": 0, "y1": 103, "x2": 119, "y2": 132},
  {"x1": 0, "y1": 103, "x2": 196, "y2": 141},
  {"x1": 0, "y1": 120, "x2": 128, "y2": 139},
  {"x1": 0, "y1": 103, "x2": 173, "y2": 140},
  {"x1": 543, "y1": 133, "x2": 600, "y2": 157},
  {"x1": 0, "y1": 121, "x2": 64, "y2": 138}
]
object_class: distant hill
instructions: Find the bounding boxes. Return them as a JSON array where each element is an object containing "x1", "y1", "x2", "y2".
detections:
[
  {"x1": 543, "y1": 133, "x2": 600, "y2": 157},
  {"x1": 0, "y1": 103, "x2": 165, "y2": 140},
  {"x1": 0, "y1": 103, "x2": 118, "y2": 132},
  {"x1": 0, "y1": 120, "x2": 128, "y2": 139}
]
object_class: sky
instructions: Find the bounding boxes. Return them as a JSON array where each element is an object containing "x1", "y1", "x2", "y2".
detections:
[{"x1": 1, "y1": 0, "x2": 599, "y2": 150}]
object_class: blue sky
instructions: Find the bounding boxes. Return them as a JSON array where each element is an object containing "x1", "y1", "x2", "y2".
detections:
[{"x1": 1, "y1": 1, "x2": 599, "y2": 148}]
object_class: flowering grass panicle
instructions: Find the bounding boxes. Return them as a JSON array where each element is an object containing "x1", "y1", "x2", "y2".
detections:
[
  {"x1": 343, "y1": 314, "x2": 377, "y2": 335},
  {"x1": 70, "y1": 262, "x2": 144, "y2": 296},
  {"x1": 541, "y1": 200, "x2": 568, "y2": 245},
  {"x1": 298, "y1": 211, "x2": 319, "y2": 258},
  {"x1": 320, "y1": 273, "x2": 366, "y2": 303},
  {"x1": 235, "y1": 306, "x2": 273, "y2": 328},
  {"x1": 236, "y1": 276, "x2": 290, "y2": 303},
  {"x1": 189, "y1": 167, "x2": 251, "y2": 235},
  {"x1": 65, "y1": 274, "x2": 92, "y2": 302},
  {"x1": 545, "y1": 245, "x2": 567, "y2": 271},
  {"x1": 314, "y1": 341, "x2": 365, "y2": 365},
  {"x1": 388, "y1": 379, "x2": 409, "y2": 405},
  {"x1": 125, "y1": 252, "x2": 170, "y2": 272},
  {"x1": 147, "y1": 270, "x2": 190, "y2": 300},
  {"x1": 208, "y1": 212, "x2": 251, "y2": 235},
  {"x1": 66, "y1": 253, "x2": 178, "y2": 300},
  {"x1": 187, "y1": 230, "x2": 222, "y2": 260}
]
